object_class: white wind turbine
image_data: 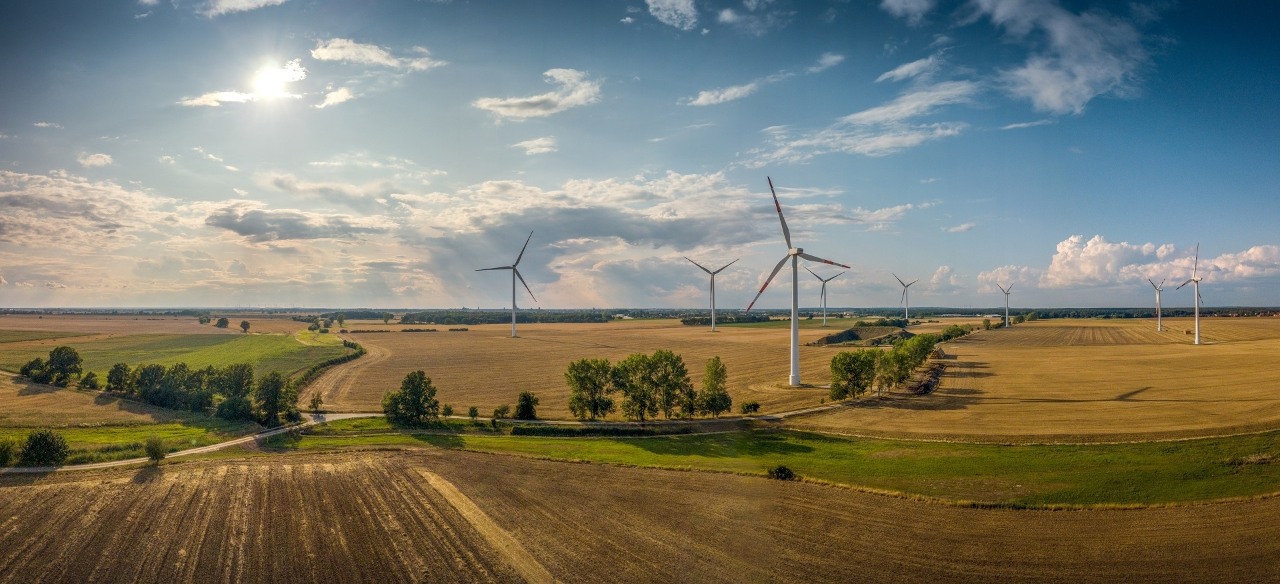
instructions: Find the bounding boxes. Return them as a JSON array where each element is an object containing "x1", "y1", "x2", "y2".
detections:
[
  {"x1": 1175, "y1": 243, "x2": 1203, "y2": 345},
  {"x1": 997, "y1": 283, "x2": 1012, "y2": 328},
  {"x1": 476, "y1": 231, "x2": 536, "y2": 338},
  {"x1": 893, "y1": 273, "x2": 918, "y2": 321},
  {"x1": 804, "y1": 266, "x2": 844, "y2": 327},
  {"x1": 685, "y1": 257, "x2": 739, "y2": 332},
  {"x1": 1148, "y1": 278, "x2": 1166, "y2": 332},
  {"x1": 747, "y1": 177, "x2": 850, "y2": 387}
]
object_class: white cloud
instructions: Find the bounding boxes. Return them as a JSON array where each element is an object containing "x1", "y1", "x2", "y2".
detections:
[
  {"x1": 1001, "y1": 119, "x2": 1055, "y2": 130},
  {"x1": 77, "y1": 153, "x2": 114, "y2": 168},
  {"x1": 310, "y1": 39, "x2": 446, "y2": 72},
  {"x1": 179, "y1": 91, "x2": 255, "y2": 107},
  {"x1": 0, "y1": 170, "x2": 177, "y2": 251},
  {"x1": 202, "y1": 0, "x2": 288, "y2": 17},
  {"x1": 33, "y1": 121, "x2": 63, "y2": 129},
  {"x1": 472, "y1": 69, "x2": 601, "y2": 120},
  {"x1": 716, "y1": 2, "x2": 792, "y2": 36},
  {"x1": 621, "y1": 16, "x2": 635, "y2": 24},
  {"x1": 876, "y1": 55, "x2": 939, "y2": 83},
  {"x1": 971, "y1": 0, "x2": 1150, "y2": 115},
  {"x1": 687, "y1": 52, "x2": 842, "y2": 106},
  {"x1": 512, "y1": 137, "x2": 558, "y2": 155},
  {"x1": 203, "y1": 201, "x2": 392, "y2": 243},
  {"x1": 807, "y1": 52, "x2": 845, "y2": 73},
  {"x1": 929, "y1": 265, "x2": 963, "y2": 292},
  {"x1": 976, "y1": 264, "x2": 1041, "y2": 291},
  {"x1": 1042, "y1": 234, "x2": 1164, "y2": 287},
  {"x1": 945, "y1": 222, "x2": 975, "y2": 233},
  {"x1": 316, "y1": 87, "x2": 354, "y2": 109},
  {"x1": 646, "y1": 0, "x2": 698, "y2": 30},
  {"x1": 880, "y1": 0, "x2": 935, "y2": 26},
  {"x1": 842, "y1": 80, "x2": 979, "y2": 125}
]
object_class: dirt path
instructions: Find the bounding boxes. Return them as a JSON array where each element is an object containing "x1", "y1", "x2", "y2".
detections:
[
  {"x1": 299, "y1": 336, "x2": 391, "y2": 411},
  {"x1": 419, "y1": 469, "x2": 555, "y2": 584}
]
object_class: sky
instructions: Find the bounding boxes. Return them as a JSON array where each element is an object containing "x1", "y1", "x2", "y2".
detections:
[{"x1": 1, "y1": 0, "x2": 1278, "y2": 310}]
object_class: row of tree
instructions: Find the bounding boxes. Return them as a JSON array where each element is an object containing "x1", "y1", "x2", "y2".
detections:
[
  {"x1": 564, "y1": 351, "x2": 733, "y2": 421},
  {"x1": 19, "y1": 346, "x2": 84, "y2": 387},
  {"x1": 103, "y1": 361, "x2": 297, "y2": 425},
  {"x1": 829, "y1": 333, "x2": 941, "y2": 400}
]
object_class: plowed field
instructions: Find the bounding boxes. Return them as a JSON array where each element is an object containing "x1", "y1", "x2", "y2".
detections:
[{"x1": 3, "y1": 449, "x2": 1277, "y2": 583}]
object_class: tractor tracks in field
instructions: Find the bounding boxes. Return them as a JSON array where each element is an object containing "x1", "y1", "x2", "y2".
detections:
[{"x1": 300, "y1": 336, "x2": 391, "y2": 409}]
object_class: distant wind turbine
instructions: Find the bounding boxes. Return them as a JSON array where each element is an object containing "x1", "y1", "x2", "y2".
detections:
[
  {"x1": 1147, "y1": 278, "x2": 1166, "y2": 332},
  {"x1": 685, "y1": 257, "x2": 739, "y2": 332},
  {"x1": 1175, "y1": 243, "x2": 1203, "y2": 345},
  {"x1": 997, "y1": 283, "x2": 1012, "y2": 328},
  {"x1": 804, "y1": 266, "x2": 844, "y2": 327},
  {"x1": 476, "y1": 231, "x2": 536, "y2": 338},
  {"x1": 747, "y1": 177, "x2": 850, "y2": 387},
  {"x1": 893, "y1": 273, "x2": 918, "y2": 321}
]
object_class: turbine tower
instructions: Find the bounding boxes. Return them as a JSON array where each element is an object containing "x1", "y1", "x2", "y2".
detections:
[
  {"x1": 747, "y1": 177, "x2": 850, "y2": 387},
  {"x1": 476, "y1": 231, "x2": 536, "y2": 338},
  {"x1": 893, "y1": 273, "x2": 918, "y2": 321},
  {"x1": 997, "y1": 283, "x2": 1012, "y2": 328},
  {"x1": 1147, "y1": 278, "x2": 1166, "y2": 332},
  {"x1": 685, "y1": 257, "x2": 739, "y2": 332},
  {"x1": 804, "y1": 266, "x2": 844, "y2": 327},
  {"x1": 1176, "y1": 244, "x2": 1203, "y2": 345}
]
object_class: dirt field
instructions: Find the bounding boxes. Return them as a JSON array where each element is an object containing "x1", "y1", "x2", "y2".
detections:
[
  {"x1": 311, "y1": 319, "x2": 853, "y2": 416},
  {"x1": 794, "y1": 317, "x2": 1280, "y2": 441},
  {"x1": 2, "y1": 448, "x2": 1277, "y2": 583}
]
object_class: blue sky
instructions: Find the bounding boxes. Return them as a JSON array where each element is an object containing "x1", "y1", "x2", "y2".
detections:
[{"x1": 1, "y1": 0, "x2": 1278, "y2": 310}]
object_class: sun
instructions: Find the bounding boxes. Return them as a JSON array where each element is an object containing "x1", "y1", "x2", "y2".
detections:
[{"x1": 250, "y1": 59, "x2": 307, "y2": 100}]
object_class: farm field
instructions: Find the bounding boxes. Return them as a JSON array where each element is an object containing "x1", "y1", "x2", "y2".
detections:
[
  {"x1": 795, "y1": 317, "x2": 1280, "y2": 441},
  {"x1": 1, "y1": 449, "x2": 1277, "y2": 583}
]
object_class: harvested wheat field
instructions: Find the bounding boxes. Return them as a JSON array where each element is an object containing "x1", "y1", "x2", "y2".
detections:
[
  {"x1": 794, "y1": 317, "x2": 1280, "y2": 441},
  {"x1": 0, "y1": 373, "x2": 186, "y2": 426},
  {"x1": 2, "y1": 448, "x2": 1278, "y2": 583},
  {"x1": 308, "y1": 319, "x2": 846, "y2": 417}
]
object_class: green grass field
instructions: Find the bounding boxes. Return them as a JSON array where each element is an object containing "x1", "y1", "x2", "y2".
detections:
[
  {"x1": 272, "y1": 421, "x2": 1280, "y2": 507},
  {"x1": 0, "y1": 416, "x2": 258, "y2": 465},
  {"x1": 0, "y1": 332, "x2": 350, "y2": 379}
]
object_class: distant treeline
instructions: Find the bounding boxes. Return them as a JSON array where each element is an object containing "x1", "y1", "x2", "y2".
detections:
[
  {"x1": 679, "y1": 313, "x2": 771, "y2": 326},
  {"x1": 400, "y1": 310, "x2": 611, "y2": 325}
]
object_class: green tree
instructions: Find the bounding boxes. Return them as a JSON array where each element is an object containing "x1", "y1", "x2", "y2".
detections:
[
  {"x1": 133, "y1": 364, "x2": 166, "y2": 402},
  {"x1": 829, "y1": 349, "x2": 878, "y2": 400},
  {"x1": 740, "y1": 401, "x2": 761, "y2": 414},
  {"x1": 309, "y1": 392, "x2": 324, "y2": 414},
  {"x1": 19, "y1": 429, "x2": 70, "y2": 466},
  {"x1": 649, "y1": 350, "x2": 695, "y2": 418},
  {"x1": 613, "y1": 353, "x2": 658, "y2": 422},
  {"x1": 255, "y1": 371, "x2": 289, "y2": 426},
  {"x1": 381, "y1": 312, "x2": 393, "y2": 325},
  {"x1": 240, "y1": 320, "x2": 251, "y2": 333},
  {"x1": 79, "y1": 371, "x2": 101, "y2": 390},
  {"x1": 514, "y1": 391, "x2": 539, "y2": 420},
  {"x1": 982, "y1": 318, "x2": 992, "y2": 330},
  {"x1": 441, "y1": 404, "x2": 453, "y2": 417},
  {"x1": 565, "y1": 358, "x2": 615, "y2": 420},
  {"x1": 46, "y1": 346, "x2": 83, "y2": 386},
  {"x1": 0, "y1": 440, "x2": 14, "y2": 466},
  {"x1": 215, "y1": 317, "x2": 229, "y2": 328},
  {"x1": 19, "y1": 357, "x2": 49, "y2": 383},
  {"x1": 144, "y1": 436, "x2": 166, "y2": 463},
  {"x1": 214, "y1": 363, "x2": 256, "y2": 421},
  {"x1": 106, "y1": 363, "x2": 132, "y2": 393},
  {"x1": 492, "y1": 404, "x2": 511, "y2": 419},
  {"x1": 198, "y1": 315, "x2": 211, "y2": 325},
  {"x1": 382, "y1": 370, "x2": 440, "y2": 425},
  {"x1": 697, "y1": 356, "x2": 732, "y2": 417},
  {"x1": 875, "y1": 349, "x2": 910, "y2": 397},
  {"x1": 468, "y1": 406, "x2": 479, "y2": 420},
  {"x1": 335, "y1": 314, "x2": 346, "y2": 328}
]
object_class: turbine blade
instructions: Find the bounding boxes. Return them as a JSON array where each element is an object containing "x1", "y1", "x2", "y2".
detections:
[
  {"x1": 997, "y1": 283, "x2": 1009, "y2": 294},
  {"x1": 746, "y1": 255, "x2": 789, "y2": 311},
  {"x1": 711, "y1": 258, "x2": 739, "y2": 274},
  {"x1": 514, "y1": 268, "x2": 536, "y2": 303},
  {"x1": 1148, "y1": 278, "x2": 1157, "y2": 290},
  {"x1": 1192, "y1": 243, "x2": 1199, "y2": 278},
  {"x1": 476, "y1": 266, "x2": 513, "y2": 272},
  {"x1": 893, "y1": 273, "x2": 906, "y2": 288},
  {"x1": 907, "y1": 279, "x2": 918, "y2": 287},
  {"x1": 900, "y1": 288, "x2": 907, "y2": 305},
  {"x1": 804, "y1": 265, "x2": 821, "y2": 280},
  {"x1": 828, "y1": 271, "x2": 844, "y2": 282},
  {"x1": 684, "y1": 256, "x2": 712, "y2": 274},
  {"x1": 1176, "y1": 279, "x2": 1192, "y2": 290},
  {"x1": 1159, "y1": 278, "x2": 1166, "y2": 289},
  {"x1": 798, "y1": 252, "x2": 850, "y2": 269},
  {"x1": 767, "y1": 177, "x2": 792, "y2": 249},
  {"x1": 513, "y1": 231, "x2": 534, "y2": 266}
]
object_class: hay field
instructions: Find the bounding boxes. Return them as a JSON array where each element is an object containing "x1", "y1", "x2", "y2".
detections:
[
  {"x1": 0, "y1": 374, "x2": 187, "y2": 426},
  {"x1": 2, "y1": 449, "x2": 1277, "y2": 583},
  {"x1": 796, "y1": 317, "x2": 1280, "y2": 441},
  {"x1": 313, "y1": 319, "x2": 848, "y2": 416}
]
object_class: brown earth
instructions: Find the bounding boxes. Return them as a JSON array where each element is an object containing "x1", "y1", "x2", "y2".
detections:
[{"x1": 2, "y1": 448, "x2": 1278, "y2": 583}]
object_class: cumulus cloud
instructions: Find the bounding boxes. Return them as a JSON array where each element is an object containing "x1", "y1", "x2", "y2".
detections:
[
  {"x1": 512, "y1": 137, "x2": 558, "y2": 155},
  {"x1": 311, "y1": 39, "x2": 446, "y2": 71},
  {"x1": 929, "y1": 265, "x2": 964, "y2": 293},
  {"x1": 876, "y1": 55, "x2": 940, "y2": 83},
  {"x1": 976, "y1": 264, "x2": 1041, "y2": 291},
  {"x1": 315, "y1": 87, "x2": 354, "y2": 109},
  {"x1": 646, "y1": 0, "x2": 698, "y2": 30},
  {"x1": 472, "y1": 69, "x2": 601, "y2": 120},
  {"x1": 256, "y1": 171, "x2": 396, "y2": 211},
  {"x1": 77, "y1": 153, "x2": 114, "y2": 168},
  {"x1": 179, "y1": 91, "x2": 255, "y2": 107},
  {"x1": 0, "y1": 170, "x2": 176, "y2": 251},
  {"x1": 202, "y1": 0, "x2": 288, "y2": 17},
  {"x1": 203, "y1": 201, "x2": 391, "y2": 243},
  {"x1": 970, "y1": 0, "x2": 1151, "y2": 115},
  {"x1": 716, "y1": 1, "x2": 792, "y2": 36},
  {"x1": 880, "y1": 0, "x2": 935, "y2": 25}
]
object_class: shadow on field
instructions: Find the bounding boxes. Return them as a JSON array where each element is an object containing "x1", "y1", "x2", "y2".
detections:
[
  {"x1": 132, "y1": 465, "x2": 162, "y2": 484},
  {"x1": 846, "y1": 387, "x2": 986, "y2": 412},
  {"x1": 939, "y1": 361, "x2": 995, "y2": 379},
  {"x1": 14, "y1": 377, "x2": 60, "y2": 396},
  {"x1": 410, "y1": 433, "x2": 465, "y2": 449},
  {"x1": 617, "y1": 431, "x2": 814, "y2": 458}
]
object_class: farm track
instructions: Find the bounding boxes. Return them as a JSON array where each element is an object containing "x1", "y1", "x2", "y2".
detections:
[{"x1": 299, "y1": 336, "x2": 392, "y2": 412}]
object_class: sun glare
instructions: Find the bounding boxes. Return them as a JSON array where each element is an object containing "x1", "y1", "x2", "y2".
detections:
[{"x1": 251, "y1": 58, "x2": 307, "y2": 100}]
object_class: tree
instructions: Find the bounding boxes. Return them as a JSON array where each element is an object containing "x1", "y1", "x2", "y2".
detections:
[
  {"x1": 613, "y1": 353, "x2": 658, "y2": 422},
  {"x1": 214, "y1": 363, "x2": 256, "y2": 421},
  {"x1": 144, "y1": 436, "x2": 166, "y2": 463},
  {"x1": 982, "y1": 318, "x2": 992, "y2": 330},
  {"x1": 514, "y1": 391, "x2": 539, "y2": 420},
  {"x1": 309, "y1": 392, "x2": 324, "y2": 414},
  {"x1": 80, "y1": 371, "x2": 101, "y2": 390},
  {"x1": 46, "y1": 346, "x2": 83, "y2": 386},
  {"x1": 215, "y1": 317, "x2": 229, "y2": 328},
  {"x1": 133, "y1": 364, "x2": 166, "y2": 402},
  {"x1": 442, "y1": 404, "x2": 454, "y2": 417},
  {"x1": 650, "y1": 350, "x2": 695, "y2": 418},
  {"x1": 382, "y1": 370, "x2": 440, "y2": 425},
  {"x1": 336, "y1": 314, "x2": 346, "y2": 328},
  {"x1": 198, "y1": 315, "x2": 211, "y2": 325},
  {"x1": 19, "y1": 429, "x2": 70, "y2": 466},
  {"x1": 740, "y1": 401, "x2": 760, "y2": 414},
  {"x1": 381, "y1": 312, "x2": 394, "y2": 325},
  {"x1": 565, "y1": 358, "x2": 615, "y2": 420},
  {"x1": 106, "y1": 363, "x2": 133, "y2": 393},
  {"x1": 256, "y1": 371, "x2": 289, "y2": 426},
  {"x1": 468, "y1": 406, "x2": 479, "y2": 420},
  {"x1": 875, "y1": 349, "x2": 908, "y2": 397},
  {"x1": 0, "y1": 440, "x2": 14, "y2": 466},
  {"x1": 19, "y1": 357, "x2": 48, "y2": 383},
  {"x1": 240, "y1": 320, "x2": 251, "y2": 333},
  {"x1": 492, "y1": 404, "x2": 511, "y2": 419},
  {"x1": 698, "y1": 356, "x2": 732, "y2": 417},
  {"x1": 829, "y1": 349, "x2": 878, "y2": 400}
]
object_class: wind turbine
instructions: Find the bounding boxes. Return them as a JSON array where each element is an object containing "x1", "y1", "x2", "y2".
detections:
[
  {"x1": 997, "y1": 283, "x2": 1012, "y2": 328},
  {"x1": 1176, "y1": 243, "x2": 1203, "y2": 345},
  {"x1": 893, "y1": 273, "x2": 918, "y2": 321},
  {"x1": 685, "y1": 257, "x2": 739, "y2": 332},
  {"x1": 804, "y1": 266, "x2": 844, "y2": 327},
  {"x1": 747, "y1": 177, "x2": 850, "y2": 387},
  {"x1": 1147, "y1": 278, "x2": 1166, "y2": 332},
  {"x1": 476, "y1": 231, "x2": 536, "y2": 338}
]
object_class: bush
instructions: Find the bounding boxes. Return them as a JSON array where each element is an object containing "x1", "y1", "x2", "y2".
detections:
[
  {"x1": 768, "y1": 465, "x2": 796, "y2": 481},
  {"x1": 0, "y1": 440, "x2": 14, "y2": 466},
  {"x1": 740, "y1": 401, "x2": 761, "y2": 415},
  {"x1": 80, "y1": 371, "x2": 101, "y2": 390},
  {"x1": 441, "y1": 404, "x2": 454, "y2": 417},
  {"x1": 19, "y1": 429, "x2": 71, "y2": 466},
  {"x1": 493, "y1": 404, "x2": 511, "y2": 419},
  {"x1": 468, "y1": 406, "x2": 479, "y2": 420},
  {"x1": 144, "y1": 436, "x2": 166, "y2": 463},
  {"x1": 514, "y1": 392, "x2": 539, "y2": 420}
]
